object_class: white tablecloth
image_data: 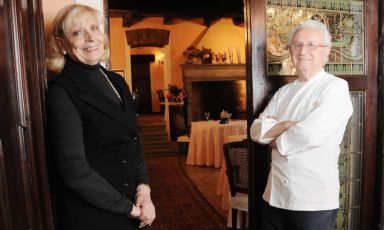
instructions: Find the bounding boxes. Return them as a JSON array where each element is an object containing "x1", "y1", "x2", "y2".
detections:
[{"x1": 186, "y1": 120, "x2": 247, "y2": 168}]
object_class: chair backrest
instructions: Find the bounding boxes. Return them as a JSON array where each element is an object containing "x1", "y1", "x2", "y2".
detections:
[
  {"x1": 223, "y1": 139, "x2": 248, "y2": 196},
  {"x1": 156, "y1": 89, "x2": 165, "y2": 102},
  {"x1": 168, "y1": 97, "x2": 190, "y2": 141},
  {"x1": 156, "y1": 89, "x2": 165, "y2": 114},
  {"x1": 182, "y1": 96, "x2": 189, "y2": 135}
]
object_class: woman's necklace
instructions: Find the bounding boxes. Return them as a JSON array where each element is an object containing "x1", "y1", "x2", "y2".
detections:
[{"x1": 99, "y1": 69, "x2": 122, "y2": 103}]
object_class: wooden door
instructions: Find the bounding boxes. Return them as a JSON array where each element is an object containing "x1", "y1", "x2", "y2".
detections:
[
  {"x1": 0, "y1": 0, "x2": 53, "y2": 229},
  {"x1": 131, "y1": 55, "x2": 154, "y2": 114},
  {"x1": 244, "y1": 0, "x2": 378, "y2": 229}
]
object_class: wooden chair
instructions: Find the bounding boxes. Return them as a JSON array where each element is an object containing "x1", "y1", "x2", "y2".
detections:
[
  {"x1": 156, "y1": 89, "x2": 165, "y2": 114},
  {"x1": 223, "y1": 139, "x2": 248, "y2": 229},
  {"x1": 168, "y1": 97, "x2": 190, "y2": 153}
]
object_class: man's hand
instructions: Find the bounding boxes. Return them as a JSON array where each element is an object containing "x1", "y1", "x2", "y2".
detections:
[{"x1": 264, "y1": 120, "x2": 298, "y2": 139}]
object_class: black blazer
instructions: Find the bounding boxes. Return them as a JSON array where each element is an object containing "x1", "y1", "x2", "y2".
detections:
[{"x1": 46, "y1": 58, "x2": 149, "y2": 230}]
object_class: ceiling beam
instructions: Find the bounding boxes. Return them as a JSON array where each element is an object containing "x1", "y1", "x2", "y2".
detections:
[
  {"x1": 163, "y1": 16, "x2": 178, "y2": 25},
  {"x1": 203, "y1": 17, "x2": 220, "y2": 27},
  {"x1": 121, "y1": 12, "x2": 145, "y2": 27},
  {"x1": 111, "y1": 10, "x2": 244, "y2": 28},
  {"x1": 232, "y1": 17, "x2": 244, "y2": 27}
]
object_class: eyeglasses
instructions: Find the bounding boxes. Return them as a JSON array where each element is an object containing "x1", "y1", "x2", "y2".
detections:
[{"x1": 289, "y1": 42, "x2": 329, "y2": 51}]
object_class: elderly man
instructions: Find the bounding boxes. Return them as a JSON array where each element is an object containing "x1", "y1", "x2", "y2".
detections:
[{"x1": 250, "y1": 20, "x2": 353, "y2": 229}]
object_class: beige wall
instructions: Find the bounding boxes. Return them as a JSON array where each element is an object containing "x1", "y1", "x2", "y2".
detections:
[
  {"x1": 42, "y1": 0, "x2": 74, "y2": 32},
  {"x1": 110, "y1": 17, "x2": 246, "y2": 86},
  {"x1": 42, "y1": 1, "x2": 245, "y2": 113},
  {"x1": 109, "y1": 17, "x2": 246, "y2": 112}
]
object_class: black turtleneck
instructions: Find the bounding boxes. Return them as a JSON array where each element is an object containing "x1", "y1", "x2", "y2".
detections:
[{"x1": 65, "y1": 56, "x2": 122, "y2": 106}]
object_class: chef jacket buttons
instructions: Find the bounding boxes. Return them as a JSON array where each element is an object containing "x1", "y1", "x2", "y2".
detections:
[
  {"x1": 121, "y1": 159, "x2": 128, "y2": 165},
  {"x1": 123, "y1": 182, "x2": 129, "y2": 188},
  {"x1": 133, "y1": 136, "x2": 138, "y2": 140}
]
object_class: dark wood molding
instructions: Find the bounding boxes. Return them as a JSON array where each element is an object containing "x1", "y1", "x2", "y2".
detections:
[
  {"x1": 377, "y1": 0, "x2": 384, "y2": 227},
  {"x1": 125, "y1": 28, "x2": 170, "y2": 48},
  {"x1": 163, "y1": 15, "x2": 178, "y2": 25},
  {"x1": 244, "y1": 0, "x2": 269, "y2": 229},
  {"x1": 203, "y1": 17, "x2": 220, "y2": 27},
  {"x1": 232, "y1": 17, "x2": 245, "y2": 27},
  {"x1": 360, "y1": 0, "x2": 379, "y2": 229},
  {"x1": 108, "y1": 0, "x2": 244, "y2": 18},
  {"x1": 0, "y1": 0, "x2": 54, "y2": 229},
  {"x1": 0, "y1": 140, "x2": 12, "y2": 230},
  {"x1": 122, "y1": 12, "x2": 145, "y2": 28},
  {"x1": 109, "y1": 0, "x2": 245, "y2": 28}
]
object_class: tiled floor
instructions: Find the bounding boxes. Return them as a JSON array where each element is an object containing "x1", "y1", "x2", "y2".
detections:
[{"x1": 179, "y1": 154, "x2": 229, "y2": 221}]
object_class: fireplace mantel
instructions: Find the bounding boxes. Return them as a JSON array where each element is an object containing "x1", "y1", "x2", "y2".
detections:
[
  {"x1": 182, "y1": 64, "x2": 246, "y2": 95},
  {"x1": 181, "y1": 64, "x2": 246, "y2": 122},
  {"x1": 181, "y1": 64, "x2": 246, "y2": 81}
]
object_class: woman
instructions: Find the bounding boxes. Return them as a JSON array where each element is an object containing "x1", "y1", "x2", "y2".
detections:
[{"x1": 45, "y1": 4, "x2": 155, "y2": 230}]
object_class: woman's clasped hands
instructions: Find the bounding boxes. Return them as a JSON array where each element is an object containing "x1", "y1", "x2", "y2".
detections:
[{"x1": 129, "y1": 184, "x2": 156, "y2": 228}]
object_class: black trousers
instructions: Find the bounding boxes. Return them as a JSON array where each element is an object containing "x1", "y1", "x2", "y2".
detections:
[{"x1": 262, "y1": 201, "x2": 338, "y2": 230}]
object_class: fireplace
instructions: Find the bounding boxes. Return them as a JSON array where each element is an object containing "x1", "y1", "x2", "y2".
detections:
[
  {"x1": 181, "y1": 64, "x2": 246, "y2": 122},
  {"x1": 191, "y1": 80, "x2": 246, "y2": 120}
]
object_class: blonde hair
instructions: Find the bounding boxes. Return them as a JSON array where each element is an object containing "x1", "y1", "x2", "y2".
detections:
[{"x1": 46, "y1": 4, "x2": 110, "y2": 73}]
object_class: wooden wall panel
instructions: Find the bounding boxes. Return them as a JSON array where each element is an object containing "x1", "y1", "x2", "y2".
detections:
[
  {"x1": 0, "y1": 0, "x2": 54, "y2": 229},
  {"x1": 0, "y1": 140, "x2": 12, "y2": 230}
]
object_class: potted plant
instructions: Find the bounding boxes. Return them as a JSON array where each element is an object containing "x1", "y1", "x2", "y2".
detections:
[{"x1": 166, "y1": 84, "x2": 187, "y2": 102}]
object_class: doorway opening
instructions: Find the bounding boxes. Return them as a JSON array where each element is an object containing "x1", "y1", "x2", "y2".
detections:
[{"x1": 131, "y1": 54, "x2": 155, "y2": 114}]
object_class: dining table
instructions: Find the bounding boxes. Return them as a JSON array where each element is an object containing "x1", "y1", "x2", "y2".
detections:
[{"x1": 186, "y1": 119, "x2": 247, "y2": 168}]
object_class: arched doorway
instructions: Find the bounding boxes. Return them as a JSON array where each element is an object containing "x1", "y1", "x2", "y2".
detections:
[{"x1": 126, "y1": 28, "x2": 170, "y2": 114}]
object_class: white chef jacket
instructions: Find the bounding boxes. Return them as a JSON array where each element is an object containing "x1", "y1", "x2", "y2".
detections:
[{"x1": 250, "y1": 69, "x2": 353, "y2": 211}]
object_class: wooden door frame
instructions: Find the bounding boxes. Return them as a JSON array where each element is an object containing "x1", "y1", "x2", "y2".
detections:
[
  {"x1": 376, "y1": 0, "x2": 384, "y2": 228},
  {"x1": 0, "y1": 0, "x2": 53, "y2": 229},
  {"x1": 244, "y1": 0, "x2": 379, "y2": 229}
]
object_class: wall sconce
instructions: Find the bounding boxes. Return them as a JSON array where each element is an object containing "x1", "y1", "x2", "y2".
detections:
[{"x1": 156, "y1": 52, "x2": 165, "y2": 66}]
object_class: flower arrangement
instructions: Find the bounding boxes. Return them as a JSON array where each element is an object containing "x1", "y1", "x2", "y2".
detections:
[
  {"x1": 183, "y1": 46, "x2": 202, "y2": 64},
  {"x1": 166, "y1": 84, "x2": 187, "y2": 102},
  {"x1": 201, "y1": 47, "x2": 214, "y2": 64},
  {"x1": 182, "y1": 46, "x2": 214, "y2": 64},
  {"x1": 219, "y1": 110, "x2": 232, "y2": 124},
  {"x1": 220, "y1": 110, "x2": 232, "y2": 119}
]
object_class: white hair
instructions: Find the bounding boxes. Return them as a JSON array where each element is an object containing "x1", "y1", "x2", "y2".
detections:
[{"x1": 288, "y1": 19, "x2": 332, "y2": 47}]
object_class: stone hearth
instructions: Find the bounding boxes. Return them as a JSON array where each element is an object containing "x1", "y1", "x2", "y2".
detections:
[{"x1": 181, "y1": 64, "x2": 246, "y2": 122}]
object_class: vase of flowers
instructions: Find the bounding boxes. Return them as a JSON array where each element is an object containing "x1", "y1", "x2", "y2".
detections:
[
  {"x1": 183, "y1": 46, "x2": 202, "y2": 64},
  {"x1": 219, "y1": 110, "x2": 232, "y2": 124},
  {"x1": 166, "y1": 84, "x2": 187, "y2": 102}
]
